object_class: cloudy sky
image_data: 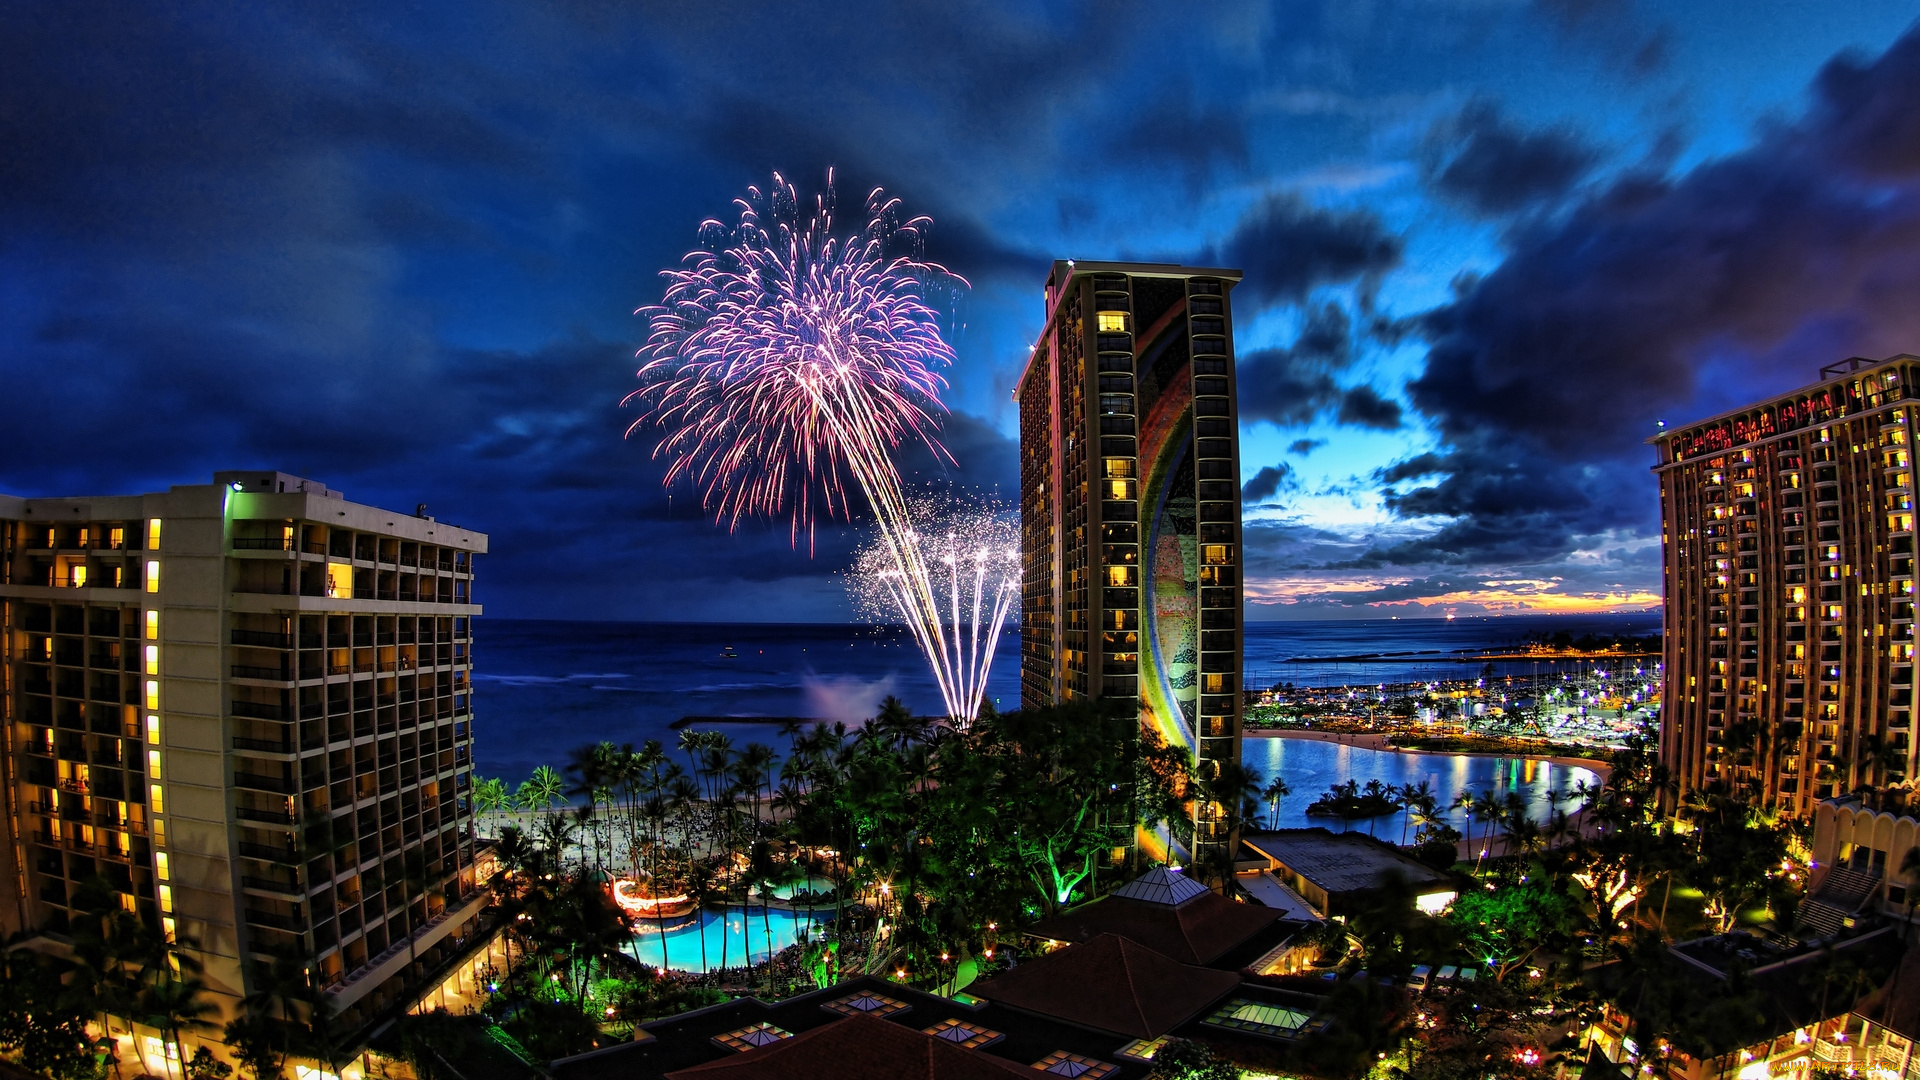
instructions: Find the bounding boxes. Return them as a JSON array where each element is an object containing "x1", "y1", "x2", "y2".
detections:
[{"x1": 5, "y1": 2, "x2": 1920, "y2": 622}]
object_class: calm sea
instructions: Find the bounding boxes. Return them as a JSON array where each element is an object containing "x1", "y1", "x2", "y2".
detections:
[{"x1": 469, "y1": 613, "x2": 1656, "y2": 784}]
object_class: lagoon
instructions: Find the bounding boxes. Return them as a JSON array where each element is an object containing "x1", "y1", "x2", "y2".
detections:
[{"x1": 1240, "y1": 735, "x2": 1601, "y2": 836}]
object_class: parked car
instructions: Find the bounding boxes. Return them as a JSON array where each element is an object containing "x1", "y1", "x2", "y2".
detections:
[{"x1": 1408, "y1": 965, "x2": 1432, "y2": 991}]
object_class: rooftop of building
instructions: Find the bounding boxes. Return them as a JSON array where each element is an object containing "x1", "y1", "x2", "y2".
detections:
[
  {"x1": 1240, "y1": 829, "x2": 1453, "y2": 896},
  {"x1": 968, "y1": 933, "x2": 1242, "y2": 1040},
  {"x1": 1024, "y1": 867, "x2": 1290, "y2": 967},
  {"x1": 549, "y1": 973, "x2": 1153, "y2": 1080},
  {"x1": 0, "y1": 470, "x2": 486, "y2": 549},
  {"x1": 659, "y1": 1012, "x2": 1032, "y2": 1080},
  {"x1": 1590, "y1": 925, "x2": 1906, "y2": 1060},
  {"x1": 1648, "y1": 352, "x2": 1920, "y2": 446},
  {"x1": 1668, "y1": 925, "x2": 1893, "y2": 980}
]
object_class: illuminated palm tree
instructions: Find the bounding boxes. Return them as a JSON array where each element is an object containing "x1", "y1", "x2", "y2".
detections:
[{"x1": 1260, "y1": 776, "x2": 1291, "y2": 831}]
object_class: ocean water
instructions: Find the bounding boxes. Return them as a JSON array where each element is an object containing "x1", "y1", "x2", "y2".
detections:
[{"x1": 469, "y1": 613, "x2": 1658, "y2": 783}]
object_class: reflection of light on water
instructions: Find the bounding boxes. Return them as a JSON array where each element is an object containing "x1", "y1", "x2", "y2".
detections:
[
  {"x1": 627, "y1": 905, "x2": 830, "y2": 973},
  {"x1": 1243, "y1": 739, "x2": 1600, "y2": 833}
]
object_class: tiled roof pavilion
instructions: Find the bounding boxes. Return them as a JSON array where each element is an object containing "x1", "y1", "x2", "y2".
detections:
[
  {"x1": 1024, "y1": 867, "x2": 1285, "y2": 966},
  {"x1": 968, "y1": 933, "x2": 1242, "y2": 1040}
]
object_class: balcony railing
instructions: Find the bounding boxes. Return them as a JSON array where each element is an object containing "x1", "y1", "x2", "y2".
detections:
[
  {"x1": 232, "y1": 629, "x2": 293, "y2": 648},
  {"x1": 234, "y1": 773, "x2": 296, "y2": 795},
  {"x1": 237, "y1": 841, "x2": 297, "y2": 863},
  {"x1": 233, "y1": 736, "x2": 293, "y2": 754},
  {"x1": 232, "y1": 665, "x2": 291, "y2": 681}
]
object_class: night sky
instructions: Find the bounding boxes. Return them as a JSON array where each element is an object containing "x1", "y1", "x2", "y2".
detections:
[{"x1": 6, "y1": 3, "x2": 1920, "y2": 622}]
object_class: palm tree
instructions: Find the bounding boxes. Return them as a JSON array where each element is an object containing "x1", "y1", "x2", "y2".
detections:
[
  {"x1": 1405, "y1": 776, "x2": 1436, "y2": 845},
  {"x1": 536, "y1": 811, "x2": 578, "y2": 869},
  {"x1": 231, "y1": 948, "x2": 315, "y2": 1080},
  {"x1": 1260, "y1": 776, "x2": 1291, "y2": 831},
  {"x1": 685, "y1": 860, "x2": 718, "y2": 974},
  {"x1": 1471, "y1": 789, "x2": 1504, "y2": 873},
  {"x1": 139, "y1": 971, "x2": 218, "y2": 1078},
  {"x1": 470, "y1": 777, "x2": 507, "y2": 836},
  {"x1": 397, "y1": 850, "x2": 446, "y2": 976},
  {"x1": 525, "y1": 764, "x2": 566, "y2": 812}
]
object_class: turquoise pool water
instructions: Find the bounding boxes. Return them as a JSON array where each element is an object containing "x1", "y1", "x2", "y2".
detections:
[
  {"x1": 769, "y1": 875, "x2": 836, "y2": 899},
  {"x1": 626, "y1": 905, "x2": 830, "y2": 972}
]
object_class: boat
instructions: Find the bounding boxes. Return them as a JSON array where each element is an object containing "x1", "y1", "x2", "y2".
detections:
[{"x1": 720, "y1": 645, "x2": 738, "y2": 659}]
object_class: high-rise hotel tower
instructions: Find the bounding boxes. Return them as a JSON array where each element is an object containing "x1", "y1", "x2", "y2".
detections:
[
  {"x1": 0, "y1": 472, "x2": 487, "y2": 1044},
  {"x1": 1015, "y1": 261, "x2": 1245, "y2": 860},
  {"x1": 1657, "y1": 356, "x2": 1919, "y2": 815}
]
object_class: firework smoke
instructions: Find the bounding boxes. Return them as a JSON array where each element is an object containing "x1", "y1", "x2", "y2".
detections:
[{"x1": 848, "y1": 499, "x2": 1019, "y2": 725}]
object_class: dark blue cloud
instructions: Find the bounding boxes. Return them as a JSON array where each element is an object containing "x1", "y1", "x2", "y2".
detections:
[
  {"x1": 1372, "y1": 22, "x2": 1920, "y2": 568},
  {"x1": 2, "y1": 1, "x2": 1915, "y2": 620},
  {"x1": 1242, "y1": 464, "x2": 1294, "y2": 504},
  {"x1": 1422, "y1": 100, "x2": 1599, "y2": 215}
]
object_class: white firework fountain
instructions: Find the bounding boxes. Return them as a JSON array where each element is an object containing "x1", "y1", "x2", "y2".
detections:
[{"x1": 849, "y1": 498, "x2": 1019, "y2": 727}]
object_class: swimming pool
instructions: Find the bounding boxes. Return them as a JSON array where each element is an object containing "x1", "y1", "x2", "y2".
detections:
[{"x1": 626, "y1": 905, "x2": 831, "y2": 972}]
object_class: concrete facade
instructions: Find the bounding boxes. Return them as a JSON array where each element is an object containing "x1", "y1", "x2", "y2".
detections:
[{"x1": 0, "y1": 471, "x2": 489, "y2": 1060}]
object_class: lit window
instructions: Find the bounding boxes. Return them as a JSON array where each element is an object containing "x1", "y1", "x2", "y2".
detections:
[
  {"x1": 1107, "y1": 566, "x2": 1135, "y2": 587},
  {"x1": 1103, "y1": 457, "x2": 1134, "y2": 478},
  {"x1": 326, "y1": 562, "x2": 353, "y2": 599},
  {"x1": 157, "y1": 884, "x2": 172, "y2": 912},
  {"x1": 155, "y1": 852, "x2": 169, "y2": 881},
  {"x1": 1096, "y1": 311, "x2": 1128, "y2": 333},
  {"x1": 150, "y1": 785, "x2": 164, "y2": 814},
  {"x1": 1107, "y1": 479, "x2": 1135, "y2": 500},
  {"x1": 1202, "y1": 544, "x2": 1231, "y2": 565},
  {"x1": 144, "y1": 645, "x2": 159, "y2": 675},
  {"x1": 148, "y1": 749, "x2": 162, "y2": 780},
  {"x1": 109, "y1": 526, "x2": 125, "y2": 548},
  {"x1": 147, "y1": 519, "x2": 162, "y2": 549},
  {"x1": 145, "y1": 610, "x2": 159, "y2": 639},
  {"x1": 146, "y1": 715, "x2": 161, "y2": 745},
  {"x1": 1203, "y1": 674, "x2": 1229, "y2": 695},
  {"x1": 145, "y1": 561, "x2": 160, "y2": 592},
  {"x1": 70, "y1": 564, "x2": 88, "y2": 588},
  {"x1": 145, "y1": 680, "x2": 160, "y2": 710}
]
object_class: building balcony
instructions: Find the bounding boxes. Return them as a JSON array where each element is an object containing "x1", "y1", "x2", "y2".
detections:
[{"x1": 234, "y1": 772, "x2": 297, "y2": 796}]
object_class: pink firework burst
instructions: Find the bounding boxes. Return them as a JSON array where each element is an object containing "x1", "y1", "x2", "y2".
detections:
[{"x1": 625, "y1": 171, "x2": 964, "y2": 547}]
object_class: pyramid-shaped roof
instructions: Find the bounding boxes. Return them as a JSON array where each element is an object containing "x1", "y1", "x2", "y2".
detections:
[
  {"x1": 967, "y1": 933, "x2": 1240, "y2": 1039},
  {"x1": 1025, "y1": 868, "x2": 1284, "y2": 966},
  {"x1": 1107, "y1": 867, "x2": 1212, "y2": 907}
]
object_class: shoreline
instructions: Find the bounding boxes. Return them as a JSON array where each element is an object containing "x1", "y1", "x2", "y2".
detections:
[{"x1": 1244, "y1": 727, "x2": 1614, "y2": 778}]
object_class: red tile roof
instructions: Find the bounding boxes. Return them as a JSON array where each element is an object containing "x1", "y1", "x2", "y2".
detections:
[
  {"x1": 1024, "y1": 887, "x2": 1283, "y2": 965},
  {"x1": 662, "y1": 1012, "x2": 1033, "y2": 1080},
  {"x1": 968, "y1": 933, "x2": 1242, "y2": 1039}
]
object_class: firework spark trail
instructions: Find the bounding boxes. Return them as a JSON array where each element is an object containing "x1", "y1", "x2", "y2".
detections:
[
  {"x1": 629, "y1": 172, "x2": 996, "y2": 717},
  {"x1": 626, "y1": 171, "x2": 959, "y2": 547},
  {"x1": 850, "y1": 502, "x2": 1019, "y2": 724}
]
